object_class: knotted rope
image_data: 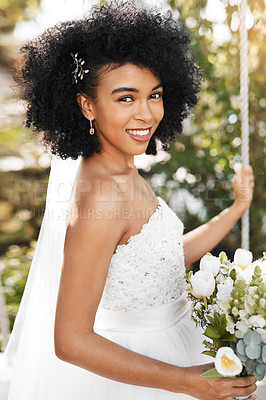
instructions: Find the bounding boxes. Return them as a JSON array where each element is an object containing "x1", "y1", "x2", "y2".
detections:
[{"x1": 239, "y1": 0, "x2": 250, "y2": 250}]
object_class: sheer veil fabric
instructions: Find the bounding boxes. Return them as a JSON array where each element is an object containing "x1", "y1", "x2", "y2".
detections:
[{"x1": 0, "y1": 155, "x2": 82, "y2": 399}]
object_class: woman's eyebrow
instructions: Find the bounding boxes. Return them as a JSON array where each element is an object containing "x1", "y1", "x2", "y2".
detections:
[{"x1": 111, "y1": 83, "x2": 163, "y2": 95}]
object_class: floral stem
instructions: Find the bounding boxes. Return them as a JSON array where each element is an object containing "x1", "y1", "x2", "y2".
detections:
[{"x1": 203, "y1": 296, "x2": 208, "y2": 309}]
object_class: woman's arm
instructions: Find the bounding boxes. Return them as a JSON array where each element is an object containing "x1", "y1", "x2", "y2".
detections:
[
  {"x1": 54, "y1": 189, "x2": 178, "y2": 391},
  {"x1": 183, "y1": 165, "x2": 254, "y2": 266},
  {"x1": 54, "y1": 184, "x2": 256, "y2": 399}
]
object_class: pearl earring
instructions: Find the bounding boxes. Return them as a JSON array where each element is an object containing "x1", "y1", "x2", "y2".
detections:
[{"x1": 89, "y1": 117, "x2": 95, "y2": 135}]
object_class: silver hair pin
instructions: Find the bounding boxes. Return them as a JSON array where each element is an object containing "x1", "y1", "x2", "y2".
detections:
[{"x1": 70, "y1": 52, "x2": 89, "y2": 84}]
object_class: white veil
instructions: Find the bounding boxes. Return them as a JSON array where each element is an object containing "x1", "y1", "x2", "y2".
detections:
[{"x1": 0, "y1": 155, "x2": 81, "y2": 400}]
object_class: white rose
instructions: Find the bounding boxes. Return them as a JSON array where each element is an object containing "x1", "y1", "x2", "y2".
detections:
[
  {"x1": 200, "y1": 254, "x2": 220, "y2": 277},
  {"x1": 215, "y1": 347, "x2": 243, "y2": 377},
  {"x1": 248, "y1": 315, "x2": 265, "y2": 329},
  {"x1": 234, "y1": 248, "x2": 253, "y2": 271},
  {"x1": 190, "y1": 270, "x2": 215, "y2": 298}
]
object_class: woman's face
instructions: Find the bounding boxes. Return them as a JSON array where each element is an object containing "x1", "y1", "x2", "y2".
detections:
[{"x1": 88, "y1": 63, "x2": 164, "y2": 156}]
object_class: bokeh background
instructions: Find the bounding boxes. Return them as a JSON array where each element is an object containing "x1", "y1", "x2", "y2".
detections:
[{"x1": 0, "y1": 0, "x2": 265, "y2": 352}]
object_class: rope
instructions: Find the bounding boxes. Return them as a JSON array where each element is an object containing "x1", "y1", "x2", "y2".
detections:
[{"x1": 239, "y1": 0, "x2": 250, "y2": 250}]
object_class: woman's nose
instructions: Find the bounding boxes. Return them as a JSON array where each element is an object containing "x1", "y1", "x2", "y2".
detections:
[{"x1": 134, "y1": 100, "x2": 154, "y2": 122}]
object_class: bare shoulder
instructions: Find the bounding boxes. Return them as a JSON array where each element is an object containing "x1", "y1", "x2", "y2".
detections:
[{"x1": 66, "y1": 174, "x2": 127, "y2": 251}]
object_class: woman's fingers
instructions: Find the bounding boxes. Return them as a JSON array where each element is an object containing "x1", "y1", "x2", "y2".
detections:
[
  {"x1": 231, "y1": 383, "x2": 257, "y2": 398},
  {"x1": 213, "y1": 375, "x2": 256, "y2": 399},
  {"x1": 232, "y1": 375, "x2": 257, "y2": 387},
  {"x1": 231, "y1": 164, "x2": 255, "y2": 210},
  {"x1": 230, "y1": 376, "x2": 257, "y2": 400}
]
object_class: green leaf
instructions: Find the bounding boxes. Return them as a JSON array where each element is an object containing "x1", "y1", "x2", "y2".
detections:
[
  {"x1": 207, "y1": 315, "x2": 216, "y2": 326},
  {"x1": 204, "y1": 326, "x2": 221, "y2": 340},
  {"x1": 229, "y1": 269, "x2": 237, "y2": 281},
  {"x1": 214, "y1": 311, "x2": 222, "y2": 330},
  {"x1": 221, "y1": 334, "x2": 235, "y2": 341},
  {"x1": 202, "y1": 350, "x2": 216, "y2": 358},
  {"x1": 201, "y1": 368, "x2": 223, "y2": 377},
  {"x1": 201, "y1": 368, "x2": 236, "y2": 378},
  {"x1": 219, "y1": 251, "x2": 228, "y2": 264},
  {"x1": 220, "y1": 314, "x2": 227, "y2": 333}
]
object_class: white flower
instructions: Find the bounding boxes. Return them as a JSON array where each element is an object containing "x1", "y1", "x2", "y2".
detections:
[
  {"x1": 253, "y1": 260, "x2": 266, "y2": 283},
  {"x1": 200, "y1": 254, "x2": 220, "y2": 277},
  {"x1": 232, "y1": 306, "x2": 239, "y2": 317},
  {"x1": 248, "y1": 286, "x2": 257, "y2": 297},
  {"x1": 226, "y1": 315, "x2": 236, "y2": 334},
  {"x1": 253, "y1": 260, "x2": 266, "y2": 273},
  {"x1": 235, "y1": 319, "x2": 250, "y2": 337},
  {"x1": 215, "y1": 347, "x2": 243, "y2": 377},
  {"x1": 235, "y1": 330, "x2": 244, "y2": 339},
  {"x1": 216, "y1": 273, "x2": 226, "y2": 284},
  {"x1": 236, "y1": 274, "x2": 250, "y2": 284},
  {"x1": 234, "y1": 248, "x2": 253, "y2": 271},
  {"x1": 235, "y1": 264, "x2": 254, "y2": 284},
  {"x1": 256, "y1": 328, "x2": 266, "y2": 344},
  {"x1": 208, "y1": 303, "x2": 221, "y2": 318},
  {"x1": 221, "y1": 299, "x2": 230, "y2": 313},
  {"x1": 244, "y1": 294, "x2": 255, "y2": 315},
  {"x1": 259, "y1": 298, "x2": 266, "y2": 308},
  {"x1": 217, "y1": 277, "x2": 234, "y2": 301},
  {"x1": 248, "y1": 315, "x2": 265, "y2": 329},
  {"x1": 239, "y1": 310, "x2": 248, "y2": 319},
  {"x1": 190, "y1": 270, "x2": 215, "y2": 298}
]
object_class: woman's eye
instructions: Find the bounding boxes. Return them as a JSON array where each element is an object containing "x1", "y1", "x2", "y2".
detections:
[
  {"x1": 150, "y1": 92, "x2": 162, "y2": 100},
  {"x1": 118, "y1": 96, "x2": 133, "y2": 103}
]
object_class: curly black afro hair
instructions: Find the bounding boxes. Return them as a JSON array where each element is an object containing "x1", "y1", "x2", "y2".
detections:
[{"x1": 15, "y1": 0, "x2": 202, "y2": 160}]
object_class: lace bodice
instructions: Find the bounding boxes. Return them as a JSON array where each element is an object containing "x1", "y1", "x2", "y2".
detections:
[{"x1": 99, "y1": 197, "x2": 186, "y2": 312}]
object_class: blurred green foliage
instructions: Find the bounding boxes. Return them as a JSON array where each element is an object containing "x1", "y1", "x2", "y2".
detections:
[
  {"x1": 0, "y1": 0, "x2": 40, "y2": 33},
  {"x1": 150, "y1": 0, "x2": 266, "y2": 262},
  {"x1": 0, "y1": 243, "x2": 34, "y2": 325}
]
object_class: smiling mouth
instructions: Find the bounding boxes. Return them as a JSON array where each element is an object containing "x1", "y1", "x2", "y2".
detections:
[{"x1": 126, "y1": 128, "x2": 151, "y2": 136}]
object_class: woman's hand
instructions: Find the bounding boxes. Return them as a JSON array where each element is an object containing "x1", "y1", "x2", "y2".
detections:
[
  {"x1": 183, "y1": 164, "x2": 255, "y2": 265},
  {"x1": 232, "y1": 164, "x2": 255, "y2": 214},
  {"x1": 178, "y1": 363, "x2": 257, "y2": 400}
]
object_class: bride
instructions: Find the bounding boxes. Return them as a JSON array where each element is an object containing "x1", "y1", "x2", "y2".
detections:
[{"x1": 0, "y1": 1, "x2": 256, "y2": 399}]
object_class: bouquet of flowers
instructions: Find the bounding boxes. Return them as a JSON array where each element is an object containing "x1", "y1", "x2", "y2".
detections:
[{"x1": 186, "y1": 248, "x2": 266, "y2": 384}]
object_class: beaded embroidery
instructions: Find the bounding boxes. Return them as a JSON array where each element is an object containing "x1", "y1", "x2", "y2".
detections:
[{"x1": 100, "y1": 197, "x2": 186, "y2": 312}]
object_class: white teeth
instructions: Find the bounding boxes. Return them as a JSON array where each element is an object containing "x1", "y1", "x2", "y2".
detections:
[{"x1": 127, "y1": 129, "x2": 150, "y2": 136}]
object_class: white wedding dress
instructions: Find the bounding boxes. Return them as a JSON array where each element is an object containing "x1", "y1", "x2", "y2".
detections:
[{"x1": 0, "y1": 157, "x2": 209, "y2": 400}]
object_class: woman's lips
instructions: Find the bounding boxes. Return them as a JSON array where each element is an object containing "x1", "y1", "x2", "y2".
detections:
[{"x1": 126, "y1": 128, "x2": 152, "y2": 142}]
